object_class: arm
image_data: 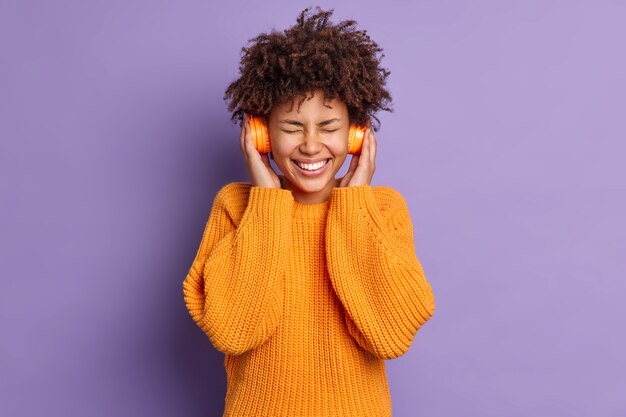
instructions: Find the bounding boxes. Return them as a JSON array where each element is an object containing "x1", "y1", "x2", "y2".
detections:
[
  {"x1": 182, "y1": 184, "x2": 293, "y2": 355},
  {"x1": 325, "y1": 185, "x2": 436, "y2": 359}
]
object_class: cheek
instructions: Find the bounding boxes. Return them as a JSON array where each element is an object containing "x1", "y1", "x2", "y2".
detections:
[
  {"x1": 270, "y1": 139, "x2": 293, "y2": 159},
  {"x1": 329, "y1": 136, "x2": 349, "y2": 155}
]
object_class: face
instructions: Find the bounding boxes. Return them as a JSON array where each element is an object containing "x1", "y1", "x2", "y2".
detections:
[{"x1": 268, "y1": 89, "x2": 350, "y2": 204}]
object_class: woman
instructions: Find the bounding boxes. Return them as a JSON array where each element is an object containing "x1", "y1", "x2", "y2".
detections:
[{"x1": 182, "y1": 7, "x2": 436, "y2": 416}]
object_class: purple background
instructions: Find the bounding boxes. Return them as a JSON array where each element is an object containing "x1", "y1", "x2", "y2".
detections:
[{"x1": 1, "y1": 1, "x2": 625, "y2": 416}]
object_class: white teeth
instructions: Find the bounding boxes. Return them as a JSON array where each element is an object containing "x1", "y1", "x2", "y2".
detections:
[{"x1": 295, "y1": 159, "x2": 329, "y2": 171}]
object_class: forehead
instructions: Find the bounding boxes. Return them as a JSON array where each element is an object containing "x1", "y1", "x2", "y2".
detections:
[{"x1": 271, "y1": 90, "x2": 347, "y2": 117}]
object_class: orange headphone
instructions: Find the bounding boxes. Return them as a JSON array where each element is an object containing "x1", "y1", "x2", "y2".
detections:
[{"x1": 247, "y1": 115, "x2": 367, "y2": 155}]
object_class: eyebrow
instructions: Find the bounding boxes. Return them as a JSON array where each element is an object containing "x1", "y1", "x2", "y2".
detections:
[{"x1": 279, "y1": 118, "x2": 341, "y2": 127}]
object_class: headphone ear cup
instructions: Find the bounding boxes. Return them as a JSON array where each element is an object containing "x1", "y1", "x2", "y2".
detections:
[
  {"x1": 347, "y1": 125, "x2": 366, "y2": 154},
  {"x1": 248, "y1": 116, "x2": 271, "y2": 153}
]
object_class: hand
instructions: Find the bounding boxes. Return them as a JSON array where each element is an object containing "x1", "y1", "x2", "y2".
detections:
[
  {"x1": 338, "y1": 127, "x2": 376, "y2": 187},
  {"x1": 240, "y1": 114, "x2": 281, "y2": 189}
]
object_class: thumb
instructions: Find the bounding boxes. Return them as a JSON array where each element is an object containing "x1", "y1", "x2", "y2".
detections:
[{"x1": 260, "y1": 153, "x2": 271, "y2": 168}]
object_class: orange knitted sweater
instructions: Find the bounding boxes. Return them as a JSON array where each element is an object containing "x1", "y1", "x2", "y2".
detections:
[{"x1": 182, "y1": 182, "x2": 436, "y2": 417}]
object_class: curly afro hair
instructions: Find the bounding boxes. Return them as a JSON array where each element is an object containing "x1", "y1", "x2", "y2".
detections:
[{"x1": 223, "y1": 6, "x2": 393, "y2": 131}]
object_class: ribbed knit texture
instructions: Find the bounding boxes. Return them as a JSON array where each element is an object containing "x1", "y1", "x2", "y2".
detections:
[{"x1": 182, "y1": 182, "x2": 436, "y2": 417}]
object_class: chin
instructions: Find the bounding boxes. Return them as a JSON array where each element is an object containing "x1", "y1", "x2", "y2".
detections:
[
  {"x1": 291, "y1": 176, "x2": 330, "y2": 190},
  {"x1": 284, "y1": 169, "x2": 337, "y2": 192}
]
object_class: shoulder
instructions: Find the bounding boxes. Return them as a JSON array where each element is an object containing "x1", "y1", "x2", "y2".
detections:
[
  {"x1": 212, "y1": 182, "x2": 253, "y2": 223},
  {"x1": 214, "y1": 181, "x2": 252, "y2": 203},
  {"x1": 370, "y1": 185, "x2": 409, "y2": 215},
  {"x1": 371, "y1": 186, "x2": 415, "y2": 242}
]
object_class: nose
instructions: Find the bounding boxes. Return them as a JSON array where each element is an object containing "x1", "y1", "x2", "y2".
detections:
[{"x1": 299, "y1": 130, "x2": 324, "y2": 154}]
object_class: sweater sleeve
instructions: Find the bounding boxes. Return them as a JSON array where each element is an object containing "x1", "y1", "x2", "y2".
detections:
[
  {"x1": 182, "y1": 184, "x2": 294, "y2": 355},
  {"x1": 325, "y1": 185, "x2": 436, "y2": 359}
]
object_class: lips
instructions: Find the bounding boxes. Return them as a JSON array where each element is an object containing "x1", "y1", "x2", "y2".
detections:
[
  {"x1": 293, "y1": 157, "x2": 330, "y2": 164},
  {"x1": 291, "y1": 158, "x2": 331, "y2": 176},
  {"x1": 293, "y1": 158, "x2": 331, "y2": 170}
]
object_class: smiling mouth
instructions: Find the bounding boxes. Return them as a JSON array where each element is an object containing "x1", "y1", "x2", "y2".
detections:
[{"x1": 292, "y1": 158, "x2": 331, "y2": 174}]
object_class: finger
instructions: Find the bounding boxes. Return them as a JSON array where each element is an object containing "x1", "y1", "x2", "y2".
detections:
[
  {"x1": 339, "y1": 155, "x2": 357, "y2": 186},
  {"x1": 260, "y1": 153, "x2": 273, "y2": 170},
  {"x1": 369, "y1": 128, "x2": 376, "y2": 165},
  {"x1": 239, "y1": 114, "x2": 247, "y2": 155},
  {"x1": 340, "y1": 171, "x2": 353, "y2": 187},
  {"x1": 341, "y1": 165, "x2": 354, "y2": 186},
  {"x1": 346, "y1": 153, "x2": 359, "y2": 175},
  {"x1": 360, "y1": 129, "x2": 369, "y2": 164},
  {"x1": 243, "y1": 116, "x2": 258, "y2": 157},
  {"x1": 261, "y1": 153, "x2": 281, "y2": 185}
]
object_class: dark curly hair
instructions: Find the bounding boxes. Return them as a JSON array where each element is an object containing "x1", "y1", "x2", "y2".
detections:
[{"x1": 223, "y1": 6, "x2": 393, "y2": 131}]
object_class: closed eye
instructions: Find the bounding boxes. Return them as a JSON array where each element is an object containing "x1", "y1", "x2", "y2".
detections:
[{"x1": 281, "y1": 129, "x2": 339, "y2": 134}]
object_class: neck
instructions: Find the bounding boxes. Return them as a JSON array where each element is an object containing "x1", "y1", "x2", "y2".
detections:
[{"x1": 280, "y1": 175, "x2": 339, "y2": 204}]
